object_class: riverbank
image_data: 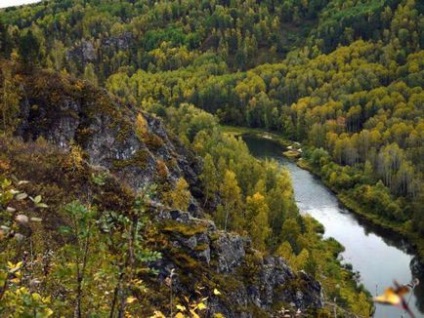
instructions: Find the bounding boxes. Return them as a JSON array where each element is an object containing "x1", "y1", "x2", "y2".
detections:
[
  {"x1": 228, "y1": 124, "x2": 424, "y2": 262},
  {"x1": 296, "y1": 158, "x2": 424, "y2": 262},
  {"x1": 226, "y1": 128, "x2": 375, "y2": 316},
  {"x1": 241, "y1": 131, "x2": 424, "y2": 317},
  {"x1": 224, "y1": 125, "x2": 424, "y2": 262}
]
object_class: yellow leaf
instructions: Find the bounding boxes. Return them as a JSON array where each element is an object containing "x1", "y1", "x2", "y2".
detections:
[
  {"x1": 44, "y1": 308, "x2": 53, "y2": 317},
  {"x1": 150, "y1": 311, "x2": 166, "y2": 318},
  {"x1": 174, "y1": 313, "x2": 186, "y2": 318},
  {"x1": 42, "y1": 295, "x2": 52, "y2": 303},
  {"x1": 18, "y1": 287, "x2": 28, "y2": 294},
  {"x1": 197, "y1": 302, "x2": 207, "y2": 310},
  {"x1": 176, "y1": 304, "x2": 186, "y2": 312},
  {"x1": 8, "y1": 261, "x2": 23, "y2": 273},
  {"x1": 126, "y1": 296, "x2": 137, "y2": 304},
  {"x1": 213, "y1": 288, "x2": 221, "y2": 295},
  {"x1": 32, "y1": 195, "x2": 42, "y2": 204},
  {"x1": 374, "y1": 286, "x2": 409, "y2": 306},
  {"x1": 32, "y1": 293, "x2": 42, "y2": 302}
]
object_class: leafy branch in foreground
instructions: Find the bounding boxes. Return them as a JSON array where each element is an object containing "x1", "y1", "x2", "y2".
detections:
[
  {"x1": 55, "y1": 183, "x2": 161, "y2": 317},
  {"x1": 374, "y1": 279, "x2": 420, "y2": 318},
  {"x1": 0, "y1": 177, "x2": 51, "y2": 317}
]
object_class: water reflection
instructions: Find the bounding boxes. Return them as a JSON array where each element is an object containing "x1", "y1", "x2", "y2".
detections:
[{"x1": 242, "y1": 133, "x2": 424, "y2": 317}]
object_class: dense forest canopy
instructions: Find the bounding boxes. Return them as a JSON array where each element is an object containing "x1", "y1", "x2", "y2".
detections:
[{"x1": 0, "y1": 0, "x2": 423, "y2": 316}]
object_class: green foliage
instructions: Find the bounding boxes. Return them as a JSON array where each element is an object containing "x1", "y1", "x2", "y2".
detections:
[
  {"x1": 166, "y1": 105, "x2": 372, "y2": 315},
  {"x1": 0, "y1": 141, "x2": 162, "y2": 317},
  {"x1": 1, "y1": 0, "x2": 422, "y2": 315},
  {"x1": 218, "y1": 170, "x2": 244, "y2": 231},
  {"x1": 0, "y1": 177, "x2": 53, "y2": 317},
  {"x1": 277, "y1": 215, "x2": 373, "y2": 317},
  {"x1": 18, "y1": 30, "x2": 40, "y2": 67},
  {"x1": 0, "y1": 60, "x2": 21, "y2": 134},
  {"x1": 165, "y1": 104, "x2": 218, "y2": 145}
]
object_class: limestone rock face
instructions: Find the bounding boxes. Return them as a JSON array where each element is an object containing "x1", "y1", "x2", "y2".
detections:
[
  {"x1": 67, "y1": 40, "x2": 97, "y2": 63},
  {"x1": 102, "y1": 32, "x2": 133, "y2": 50},
  {"x1": 15, "y1": 72, "x2": 201, "y2": 196},
  {"x1": 66, "y1": 33, "x2": 132, "y2": 73},
  {"x1": 213, "y1": 232, "x2": 248, "y2": 273}
]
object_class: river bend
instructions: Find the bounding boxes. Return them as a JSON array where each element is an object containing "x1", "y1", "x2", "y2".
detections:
[{"x1": 243, "y1": 134, "x2": 424, "y2": 318}]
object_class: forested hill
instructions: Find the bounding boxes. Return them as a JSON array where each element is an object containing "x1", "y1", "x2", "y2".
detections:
[{"x1": 0, "y1": 0, "x2": 423, "y2": 316}]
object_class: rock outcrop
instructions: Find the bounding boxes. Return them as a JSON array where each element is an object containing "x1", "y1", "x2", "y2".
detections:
[
  {"x1": 15, "y1": 71, "x2": 201, "y2": 197},
  {"x1": 13, "y1": 70, "x2": 323, "y2": 317},
  {"x1": 157, "y1": 209, "x2": 322, "y2": 317},
  {"x1": 66, "y1": 33, "x2": 133, "y2": 72}
]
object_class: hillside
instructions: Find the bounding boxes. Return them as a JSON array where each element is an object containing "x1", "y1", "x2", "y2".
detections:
[
  {"x1": 0, "y1": 0, "x2": 423, "y2": 316},
  {"x1": 0, "y1": 66, "x2": 333, "y2": 317}
]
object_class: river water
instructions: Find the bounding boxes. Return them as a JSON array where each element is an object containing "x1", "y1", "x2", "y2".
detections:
[{"x1": 242, "y1": 134, "x2": 424, "y2": 318}]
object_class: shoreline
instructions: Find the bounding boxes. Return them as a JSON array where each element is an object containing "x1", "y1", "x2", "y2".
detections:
[
  {"x1": 223, "y1": 126, "x2": 376, "y2": 315},
  {"x1": 296, "y1": 158, "x2": 424, "y2": 262},
  {"x1": 223, "y1": 125, "x2": 424, "y2": 262}
]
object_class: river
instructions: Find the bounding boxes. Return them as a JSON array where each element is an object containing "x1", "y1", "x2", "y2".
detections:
[{"x1": 242, "y1": 134, "x2": 424, "y2": 318}]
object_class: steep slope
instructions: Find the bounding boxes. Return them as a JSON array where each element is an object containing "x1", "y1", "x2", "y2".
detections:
[
  {"x1": 14, "y1": 68, "x2": 201, "y2": 198},
  {"x1": 0, "y1": 67, "x2": 323, "y2": 317}
]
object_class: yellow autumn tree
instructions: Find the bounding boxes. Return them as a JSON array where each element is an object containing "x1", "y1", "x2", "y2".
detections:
[
  {"x1": 199, "y1": 154, "x2": 218, "y2": 205},
  {"x1": 217, "y1": 170, "x2": 243, "y2": 231},
  {"x1": 245, "y1": 192, "x2": 271, "y2": 251}
]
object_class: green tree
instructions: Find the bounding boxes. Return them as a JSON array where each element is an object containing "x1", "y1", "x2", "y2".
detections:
[
  {"x1": 281, "y1": 218, "x2": 301, "y2": 254},
  {"x1": 0, "y1": 63, "x2": 20, "y2": 134},
  {"x1": 60, "y1": 201, "x2": 96, "y2": 318},
  {"x1": 18, "y1": 30, "x2": 40, "y2": 68},
  {"x1": 83, "y1": 63, "x2": 98, "y2": 86}
]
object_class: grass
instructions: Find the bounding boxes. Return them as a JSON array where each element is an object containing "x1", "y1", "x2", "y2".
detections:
[{"x1": 161, "y1": 220, "x2": 207, "y2": 238}]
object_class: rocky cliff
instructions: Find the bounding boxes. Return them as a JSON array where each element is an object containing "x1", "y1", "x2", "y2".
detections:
[
  {"x1": 156, "y1": 209, "x2": 322, "y2": 317},
  {"x1": 7, "y1": 69, "x2": 322, "y2": 317}
]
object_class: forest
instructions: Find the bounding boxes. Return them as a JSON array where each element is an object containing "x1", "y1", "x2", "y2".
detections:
[{"x1": 0, "y1": 0, "x2": 423, "y2": 317}]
